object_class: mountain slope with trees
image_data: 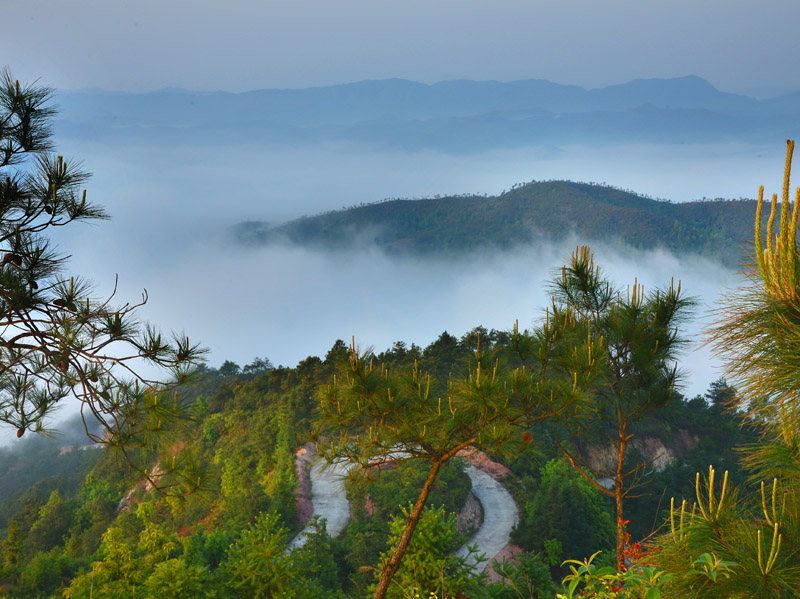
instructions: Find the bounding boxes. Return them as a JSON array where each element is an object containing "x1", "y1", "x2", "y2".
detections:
[
  {"x1": 4, "y1": 67, "x2": 798, "y2": 598},
  {"x1": 234, "y1": 180, "x2": 759, "y2": 268},
  {"x1": 0, "y1": 335, "x2": 755, "y2": 598}
]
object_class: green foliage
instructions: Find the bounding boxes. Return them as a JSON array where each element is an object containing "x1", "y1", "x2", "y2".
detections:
[
  {"x1": 63, "y1": 527, "x2": 138, "y2": 598},
  {"x1": 1, "y1": 520, "x2": 21, "y2": 583},
  {"x1": 290, "y1": 517, "x2": 346, "y2": 599},
  {"x1": 256, "y1": 181, "x2": 758, "y2": 268},
  {"x1": 0, "y1": 69, "x2": 206, "y2": 501},
  {"x1": 0, "y1": 335, "x2": 767, "y2": 599},
  {"x1": 514, "y1": 459, "x2": 614, "y2": 570},
  {"x1": 550, "y1": 245, "x2": 693, "y2": 565},
  {"x1": 221, "y1": 511, "x2": 296, "y2": 599},
  {"x1": 557, "y1": 551, "x2": 672, "y2": 599},
  {"x1": 624, "y1": 381, "x2": 757, "y2": 542},
  {"x1": 18, "y1": 546, "x2": 76, "y2": 597},
  {"x1": 318, "y1": 313, "x2": 601, "y2": 598},
  {"x1": 485, "y1": 551, "x2": 558, "y2": 599},
  {"x1": 349, "y1": 459, "x2": 472, "y2": 523},
  {"x1": 219, "y1": 455, "x2": 270, "y2": 522},
  {"x1": 181, "y1": 528, "x2": 233, "y2": 572},
  {"x1": 551, "y1": 246, "x2": 693, "y2": 424},
  {"x1": 373, "y1": 504, "x2": 483, "y2": 599},
  {"x1": 25, "y1": 489, "x2": 69, "y2": 556},
  {"x1": 143, "y1": 558, "x2": 209, "y2": 599},
  {"x1": 714, "y1": 140, "x2": 800, "y2": 420},
  {"x1": 652, "y1": 465, "x2": 800, "y2": 597},
  {"x1": 201, "y1": 413, "x2": 227, "y2": 445},
  {"x1": 218, "y1": 360, "x2": 241, "y2": 376},
  {"x1": 261, "y1": 404, "x2": 299, "y2": 524},
  {"x1": 648, "y1": 141, "x2": 800, "y2": 598},
  {"x1": 0, "y1": 426, "x2": 102, "y2": 530},
  {"x1": 66, "y1": 466, "x2": 125, "y2": 555},
  {"x1": 243, "y1": 356, "x2": 274, "y2": 375},
  {"x1": 62, "y1": 519, "x2": 205, "y2": 599},
  {"x1": 319, "y1": 320, "x2": 600, "y2": 469},
  {"x1": 326, "y1": 339, "x2": 350, "y2": 367},
  {"x1": 136, "y1": 516, "x2": 179, "y2": 572},
  {"x1": 339, "y1": 458, "x2": 471, "y2": 595},
  {"x1": 0, "y1": 281, "x2": 769, "y2": 599},
  {"x1": 421, "y1": 331, "x2": 464, "y2": 381}
]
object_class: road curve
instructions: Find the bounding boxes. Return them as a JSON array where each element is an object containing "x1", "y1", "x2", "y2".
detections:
[
  {"x1": 455, "y1": 464, "x2": 519, "y2": 571},
  {"x1": 289, "y1": 456, "x2": 519, "y2": 571},
  {"x1": 288, "y1": 459, "x2": 351, "y2": 550}
]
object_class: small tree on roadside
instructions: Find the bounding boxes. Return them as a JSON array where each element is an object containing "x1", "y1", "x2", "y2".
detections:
[
  {"x1": 373, "y1": 504, "x2": 483, "y2": 599},
  {"x1": 0, "y1": 68, "x2": 205, "y2": 493},
  {"x1": 549, "y1": 246, "x2": 693, "y2": 569},
  {"x1": 222, "y1": 512, "x2": 297, "y2": 599}
]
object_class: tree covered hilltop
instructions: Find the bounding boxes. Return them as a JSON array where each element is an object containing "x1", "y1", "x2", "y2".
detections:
[{"x1": 234, "y1": 181, "x2": 760, "y2": 269}]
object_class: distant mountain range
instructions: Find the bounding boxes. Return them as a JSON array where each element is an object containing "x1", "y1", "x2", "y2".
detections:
[
  {"x1": 54, "y1": 76, "x2": 800, "y2": 152},
  {"x1": 233, "y1": 180, "x2": 759, "y2": 268}
]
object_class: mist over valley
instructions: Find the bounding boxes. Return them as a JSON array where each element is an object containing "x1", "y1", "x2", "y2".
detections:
[{"x1": 44, "y1": 77, "x2": 784, "y2": 400}]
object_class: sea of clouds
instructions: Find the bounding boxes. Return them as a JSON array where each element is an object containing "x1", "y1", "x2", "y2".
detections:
[{"x1": 47, "y1": 137, "x2": 779, "y2": 404}]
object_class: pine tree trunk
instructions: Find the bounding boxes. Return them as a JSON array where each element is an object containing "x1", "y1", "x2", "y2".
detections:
[
  {"x1": 615, "y1": 419, "x2": 628, "y2": 571},
  {"x1": 374, "y1": 459, "x2": 442, "y2": 599}
]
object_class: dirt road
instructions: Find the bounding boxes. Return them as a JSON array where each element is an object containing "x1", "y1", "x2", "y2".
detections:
[
  {"x1": 288, "y1": 459, "x2": 351, "y2": 550},
  {"x1": 455, "y1": 465, "x2": 519, "y2": 571},
  {"x1": 290, "y1": 456, "x2": 519, "y2": 572}
]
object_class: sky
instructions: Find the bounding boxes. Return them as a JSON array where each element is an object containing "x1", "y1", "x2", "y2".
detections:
[{"x1": 3, "y1": 0, "x2": 800, "y2": 96}]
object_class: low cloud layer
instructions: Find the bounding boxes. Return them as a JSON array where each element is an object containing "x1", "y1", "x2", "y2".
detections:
[
  {"x1": 62, "y1": 227, "x2": 739, "y2": 401},
  {"x1": 48, "y1": 139, "x2": 761, "y2": 406},
  {"x1": 60, "y1": 139, "x2": 779, "y2": 228}
]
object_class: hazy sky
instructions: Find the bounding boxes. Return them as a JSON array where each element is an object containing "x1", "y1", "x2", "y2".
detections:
[{"x1": 4, "y1": 0, "x2": 799, "y2": 94}]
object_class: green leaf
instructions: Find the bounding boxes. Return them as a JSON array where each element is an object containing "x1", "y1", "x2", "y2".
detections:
[{"x1": 646, "y1": 588, "x2": 661, "y2": 599}]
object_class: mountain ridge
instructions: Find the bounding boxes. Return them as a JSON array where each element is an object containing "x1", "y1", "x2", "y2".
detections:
[
  {"x1": 233, "y1": 180, "x2": 759, "y2": 268},
  {"x1": 54, "y1": 75, "x2": 763, "y2": 126},
  {"x1": 53, "y1": 75, "x2": 795, "y2": 152}
]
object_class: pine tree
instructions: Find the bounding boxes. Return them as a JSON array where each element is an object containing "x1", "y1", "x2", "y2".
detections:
[
  {"x1": 652, "y1": 141, "x2": 800, "y2": 597},
  {"x1": 1, "y1": 520, "x2": 22, "y2": 583},
  {"x1": 0, "y1": 68, "x2": 205, "y2": 493},
  {"x1": 222, "y1": 512, "x2": 296, "y2": 599},
  {"x1": 549, "y1": 246, "x2": 693, "y2": 568},
  {"x1": 318, "y1": 312, "x2": 602, "y2": 599},
  {"x1": 372, "y1": 504, "x2": 481, "y2": 598}
]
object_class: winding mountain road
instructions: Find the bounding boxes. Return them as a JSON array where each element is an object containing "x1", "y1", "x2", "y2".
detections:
[
  {"x1": 289, "y1": 457, "x2": 518, "y2": 571},
  {"x1": 288, "y1": 459, "x2": 351, "y2": 550},
  {"x1": 455, "y1": 465, "x2": 519, "y2": 571}
]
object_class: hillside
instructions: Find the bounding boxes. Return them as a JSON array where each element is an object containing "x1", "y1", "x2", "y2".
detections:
[
  {"x1": 54, "y1": 76, "x2": 800, "y2": 151},
  {"x1": 0, "y1": 336, "x2": 756, "y2": 598},
  {"x1": 234, "y1": 180, "x2": 759, "y2": 268}
]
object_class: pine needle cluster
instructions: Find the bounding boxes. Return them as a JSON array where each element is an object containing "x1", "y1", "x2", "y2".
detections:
[
  {"x1": 652, "y1": 141, "x2": 800, "y2": 597},
  {"x1": 0, "y1": 68, "x2": 206, "y2": 495}
]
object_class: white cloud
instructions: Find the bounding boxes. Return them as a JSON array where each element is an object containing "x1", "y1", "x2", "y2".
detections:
[{"x1": 48, "y1": 139, "x2": 757, "y2": 403}]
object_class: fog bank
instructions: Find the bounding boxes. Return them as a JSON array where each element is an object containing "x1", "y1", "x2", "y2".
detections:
[{"x1": 47, "y1": 138, "x2": 762, "y2": 401}]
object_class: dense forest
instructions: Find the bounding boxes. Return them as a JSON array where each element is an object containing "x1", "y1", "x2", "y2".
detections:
[{"x1": 0, "y1": 332, "x2": 758, "y2": 598}]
